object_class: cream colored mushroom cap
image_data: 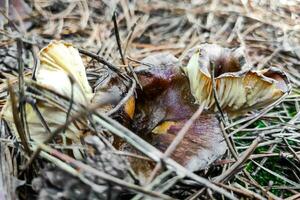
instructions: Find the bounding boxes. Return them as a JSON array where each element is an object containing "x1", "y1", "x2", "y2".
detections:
[{"x1": 181, "y1": 44, "x2": 290, "y2": 116}]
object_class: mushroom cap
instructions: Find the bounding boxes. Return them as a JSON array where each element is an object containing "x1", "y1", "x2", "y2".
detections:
[
  {"x1": 151, "y1": 116, "x2": 226, "y2": 171},
  {"x1": 181, "y1": 43, "x2": 290, "y2": 116},
  {"x1": 1, "y1": 41, "x2": 135, "y2": 158},
  {"x1": 37, "y1": 40, "x2": 93, "y2": 103},
  {"x1": 128, "y1": 52, "x2": 226, "y2": 176},
  {"x1": 1, "y1": 41, "x2": 92, "y2": 158}
]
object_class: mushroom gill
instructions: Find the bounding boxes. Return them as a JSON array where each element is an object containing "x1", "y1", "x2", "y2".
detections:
[{"x1": 181, "y1": 43, "x2": 290, "y2": 116}]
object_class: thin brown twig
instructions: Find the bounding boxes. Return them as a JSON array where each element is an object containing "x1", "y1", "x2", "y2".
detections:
[
  {"x1": 38, "y1": 143, "x2": 174, "y2": 200},
  {"x1": 283, "y1": 137, "x2": 300, "y2": 164},
  {"x1": 112, "y1": 11, "x2": 126, "y2": 65},
  {"x1": 216, "y1": 182, "x2": 266, "y2": 200},
  {"x1": 214, "y1": 135, "x2": 263, "y2": 183},
  {"x1": 6, "y1": 80, "x2": 30, "y2": 155}
]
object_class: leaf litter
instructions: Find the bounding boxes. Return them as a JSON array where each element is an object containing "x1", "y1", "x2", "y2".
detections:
[{"x1": 0, "y1": 0, "x2": 300, "y2": 199}]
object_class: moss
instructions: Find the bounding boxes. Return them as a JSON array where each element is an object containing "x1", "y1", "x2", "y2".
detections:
[
  {"x1": 253, "y1": 146, "x2": 269, "y2": 154},
  {"x1": 287, "y1": 107, "x2": 296, "y2": 117},
  {"x1": 245, "y1": 157, "x2": 295, "y2": 197},
  {"x1": 255, "y1": 120, "x2": 267, "y2": 128}
]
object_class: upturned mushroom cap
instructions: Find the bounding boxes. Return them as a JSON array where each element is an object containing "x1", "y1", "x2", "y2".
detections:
[
  {"x1": 37, "y1": 40, "x2": 93, "y2": 103},
  {"x1": 181, "y1": 43, "x2": 290, "y2": 116},
  {"x1": 1, "y1": 41, "x2": 92, "y2": 157},
  {"x1": 1, "y1": 41, "x2": 136, "y2": 158}
]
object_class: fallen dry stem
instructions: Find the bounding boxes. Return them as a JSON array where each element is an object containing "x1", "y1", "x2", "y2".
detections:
[
  {"x1": 214, "y1": 135, "x2": 263, "y2": 182},
  {"x1": 92, "y1": 110, "x2": 238, "y2": 200},
  {"x1": 6, "y1": 80, "x2": 30, "y2": 155},
  {"x1": 37, "y1": 142, "x2": 174, "y2": 200}
]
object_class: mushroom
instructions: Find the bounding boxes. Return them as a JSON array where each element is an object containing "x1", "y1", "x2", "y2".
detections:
[
  {"x1": 181, "y1": 43, "x2": 290, "y2": 116},
  {"x1": 37, "y1": 41, "x2": 93, "y2": 102},
  {"x1": 124, "y1": 53, "x2": 226, "y2": 178},
  {"x1": 125, "y1": 44, "x2": 290, "y2": 178},
  {"x1": 0, "y1": 41, "x2": 290, "y2": 178},
  {"x1": 1, "y1": 41, "x2": 135, "y2": 157},
  {"x1": 1, "y1": 41, "x2": 93, "y2": 157}
]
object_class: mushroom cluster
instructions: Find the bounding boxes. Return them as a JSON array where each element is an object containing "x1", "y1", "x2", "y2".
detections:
[
  {"x1": 126, "y1": 44, "x2": 290, "y2": 177},
  {"x1": 1, "y1": 41, "x2": 290, "y2": 178}
]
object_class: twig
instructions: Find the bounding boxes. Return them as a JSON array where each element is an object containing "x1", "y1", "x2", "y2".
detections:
[
  {"x1": 6, "y1": 80, "x2": 30, "y2": 155},
  {"x1": 210, "y1": 61, "x2": 225, "y2": 122},
  {"x1": 113, "y1": 11, "x2": 126, "y2": 65},
  {"x1": 92, "y1": 109, "x2": 238, "y2": 200},
  {"x1": 37, "y1": 143, "x2": 174, "y2": 200},
  {"x1": 220, "y1": 122, "x2": 238, "y2": 159},
  {"x1": 283, "y1": 138, "x2": 300, "y2": 164},
  {"x1": 16, "y1": 39, "x2": 31, "y2": 152},
  {"x1": 216, "y1": 183, "x2": 266, "y2": 200},
  {"x1": 239, "y1": 176, "x2": 282, "y2": 200},
  {"x1": 78, "y1": 48, "x2": 129, "y2": 81},
  {"x1": 186, "y1": 188, "x2": 206, "y2": 200},
  {"x1": 214, "y1": 135, "x2": 263, "y2": 182}
]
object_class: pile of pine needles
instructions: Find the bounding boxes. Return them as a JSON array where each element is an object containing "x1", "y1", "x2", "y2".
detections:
[{"x1": 0, "y1": 0, "x2": 300, "y2": 199}]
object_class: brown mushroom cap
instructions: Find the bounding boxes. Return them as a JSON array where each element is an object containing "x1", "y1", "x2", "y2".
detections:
[
  {"x1": 151, "y1": 116, "x2": 226, "y2": 171},
  {"x1": 133, "y1": 52, "x2": 196, "y2": 134},
  {"x1": 91, "y1": 72, "x2": 135, "y2": 120},
  {"x1": 127, "y1": 53, "x2": 226, "y2": 176}
]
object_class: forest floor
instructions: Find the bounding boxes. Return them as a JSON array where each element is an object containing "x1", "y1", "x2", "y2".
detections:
[{"x1": 0, "y1": 0, "x2": 300, "y2": 199}]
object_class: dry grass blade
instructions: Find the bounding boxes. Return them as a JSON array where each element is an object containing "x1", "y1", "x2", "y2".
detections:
[
  {"x1": 37, "y1": 143, "x2": 174, "y2": 200},
  {"x1": 6, "y1": 80, "x2": 30, "y2": 155}
]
